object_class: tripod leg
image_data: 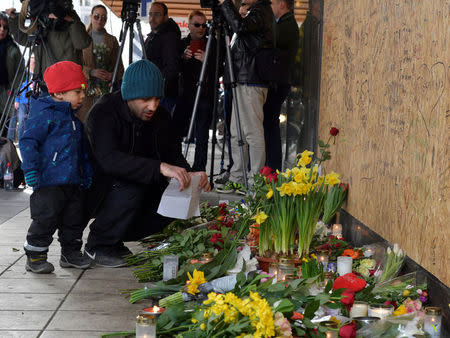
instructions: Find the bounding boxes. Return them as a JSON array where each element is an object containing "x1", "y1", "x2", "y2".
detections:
[
  {"x1": 135, "y1": 19, "x2": 147, "y2": 59},
  {"x1": 110, "y1": 22, "x2": 130, "y2": 92},
  {"x1": 222, "y1": 26, "x2": 248, "y2": 189},
  {"x1": 183, "y1": 23, "x2": 216, "y2": 158}
]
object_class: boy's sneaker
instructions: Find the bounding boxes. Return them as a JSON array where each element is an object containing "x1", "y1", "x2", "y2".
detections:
[
  {"x1": 60, "y1": 251, "x2": 92, "y2": 269},
  {"x1": 85, "y1": 248, "x2": 128, "y2": 268},
  {"x1": 25, "y1": 253, "x2": 54, "y2": 274},
  {"x1": 215, "y1": 181, "x2": 235, "y2": 194}
]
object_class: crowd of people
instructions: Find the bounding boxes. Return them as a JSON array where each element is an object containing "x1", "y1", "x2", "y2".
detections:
[{"x1": 0, "y1": 0, "x2": 307, "y2": 273}]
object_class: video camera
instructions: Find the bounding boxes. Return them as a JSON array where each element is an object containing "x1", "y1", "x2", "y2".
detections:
[
  {"x1": 27, "y1": 0, "x2": 74, "y2": 30},
  {"x1": 121, "y1": 0, "x2": 140, "y2": 22},
  {"x1": 200, "y1": 0, "x2": 219, "y2": 9}
]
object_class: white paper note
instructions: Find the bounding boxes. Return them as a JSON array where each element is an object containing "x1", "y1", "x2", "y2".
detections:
[{"x1": 157, "y1": 175, "x2": 201, "y2": 219}]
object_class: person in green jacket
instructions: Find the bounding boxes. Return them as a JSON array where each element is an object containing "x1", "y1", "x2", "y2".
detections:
[
  {"x1": 5, "y1": 3, "x2": 91, "y2": 83},
  {"x1": 0, "y1": 13, "x2": 24, "y2": 139}
]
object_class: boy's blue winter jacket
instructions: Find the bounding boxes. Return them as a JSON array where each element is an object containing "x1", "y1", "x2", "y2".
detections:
[{"x1": 19, "y1": 96, "x2": 92, "y2": 188}]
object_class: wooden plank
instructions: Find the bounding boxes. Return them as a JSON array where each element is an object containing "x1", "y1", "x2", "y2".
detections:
[{"x1": 319, "y1": 0, "x2": 450, "y2": 285}]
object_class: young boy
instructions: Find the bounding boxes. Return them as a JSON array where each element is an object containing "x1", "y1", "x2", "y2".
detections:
[{"x1": 19, "y1": 61, "x2": 93, "y2": 273}]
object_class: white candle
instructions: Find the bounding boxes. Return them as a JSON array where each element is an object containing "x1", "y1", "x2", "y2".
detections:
[
  {"x1": 337, "y1": 256, "x2": 352, "y2": 276},
  {"x1": 364, "y1": 247, "x2": 374, "y2": 257},
  {"x1": 332, "y1": 223, "x2": 342, "y2": 238},
  {"x1": 349, "y1": 301, "x2": 369, "y2": 318},
  {"x1": 368, "y1": 304, "x2": 394, "y2": 319},
  {"x1": 424, "y1": 307, "x2": 442, "y2": 337}
]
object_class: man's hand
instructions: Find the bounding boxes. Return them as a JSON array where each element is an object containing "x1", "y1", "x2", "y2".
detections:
[
  {"x1": 160, "y1": 162, "x2": 191, "y2": 191},
  {"x1": 189, "y1": 172, "x2": 211, "y2": 192},
  {"x1": 14, "y1": 102, "x2": 19, "y2": 110},
  {"x1": 218, "y1": 0, "x2": 225, "y2": 5},
  {"x1": 91, "y1": 69, "x2": 111, "y2": 81},
  {"x1": 184, "y1": 48, "x2": 193, "y2": 59},
  {"x1": 194, "y1": 50, "x2": 205, "y2": 62},
  {"x1": 5, "y1": 8, "x2": 17, "y2": 18}
]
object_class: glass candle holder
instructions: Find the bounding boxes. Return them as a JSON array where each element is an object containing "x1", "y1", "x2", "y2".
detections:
[
  {"x1": 316, "y1": 250, "x2": 329, "y2": 271},
  {"x1": 323, "y1": 271, "x2": 335, "y2": 287},
  {"x1": 337, "y1": 256, "x2": 353, "y2": 276},
  {"x1": 349, "y1": 301, "x2": 369, "y2": 318},
  {"x1": 269, "y1": 262, "x2": 278, "y2": 281},
  {"x1": 424, "y1": 307, "x2": 442, "y2": 337},
  {"x1": 332, "y1": 223, "x2": 342, "y2": 238},
  {"x1": 136, "y1": 314, "x2": 157, "y2": 338},
  {"x1": 368, "y1": 303, "x2": 394, "y2": 319},
  {"x1": 163, "y1": 255, "x2": 179, "y2": 281},
  {"x1": 324, "y1": 302, "x2": 341, "y2": 316},
  {"x1": 277, "y1": 258, "x2": 296, "y2": 281},
  {"x1": 319, "y1": 320, "x2": 338, "y2": 338},
  {"x1": 200, "y1": 252, "x2": 213, "y2": 263}
]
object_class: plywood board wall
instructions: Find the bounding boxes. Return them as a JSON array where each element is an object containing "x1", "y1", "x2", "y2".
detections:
[{"x1": 319, "y1": 0, "x2": 450, "y2": 285}]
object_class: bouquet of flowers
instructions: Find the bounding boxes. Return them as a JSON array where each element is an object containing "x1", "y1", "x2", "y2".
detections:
[
  {"x1": 375, "y1": 243, "x2": 406, "y2": 283},
  {"x1": 87, "y1": 43, "x2": 111, "y2": 97}
]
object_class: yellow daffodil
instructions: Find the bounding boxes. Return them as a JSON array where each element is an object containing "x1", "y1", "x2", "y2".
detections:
[
  {"x1": 403, "y1": 290, "x2": 410, "y2": 296},
  {"x1": 252, "y1": 211, "x2": 268, "y2": 224},
  {"x1": 200, "y1": 323, "x2": 206, "y2": 330},
  {"x1": 297, "y1": 150, "x2": 314, "y2": 167},
  {"x1": 186, "y1": 269, "x2": 207, "y2": 295},
  {"x1": 325, "y1": 171, "x2": 340, "y2": 186},
  {"x1": 191, "y1": 318, "x2": 198, "y2": 323},
  {"x1": 266, "y1": 188, "x2": 273, "y2": 199}
]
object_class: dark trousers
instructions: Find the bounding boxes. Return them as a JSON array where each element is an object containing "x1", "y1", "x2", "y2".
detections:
[
  {"x1": 263, "y1": 84, "x2": 291, "y2": 171},
  {"x1": 25, "y1": 185, "x2": 85, "y2": 254},
  {"x1": 173, "y1": 96, "x2": 212, "y2": 171},
  {"x1": 85, "y1": 180, "x2": 173, "y2": 252}
]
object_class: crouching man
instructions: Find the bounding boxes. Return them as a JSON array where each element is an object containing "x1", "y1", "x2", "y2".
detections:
[{"x1": 84, "y1": 59, "x2": 210, "y2": 267}]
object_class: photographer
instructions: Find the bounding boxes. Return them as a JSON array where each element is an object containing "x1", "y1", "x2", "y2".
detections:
[
  {"x1": 172, "y1": 10, "x2": 217, "y2": 172},
  {"x1": 6, "y1": 1, "x2": 91, "y2": 80},
  {"x1": 215, "y1": 0, "x2": 273, "y2": 194}
]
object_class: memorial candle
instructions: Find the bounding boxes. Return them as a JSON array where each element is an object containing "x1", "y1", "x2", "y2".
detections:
[
  {"x1": 337, "y1": 256, "x2": 352, "y2": 276},
  {"x1": 332, "y1": 223, "x2": 342, "y2": 238}
]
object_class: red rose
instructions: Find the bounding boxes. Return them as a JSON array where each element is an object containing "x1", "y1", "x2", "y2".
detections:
[
  {"x1": 339, "y1": 322, "x2": 356, "y2": 338},
  {"x1": 384, "y1": 300, "x2": 397, "y2": 309},
  {"x1": 219, "y1": 202, "x2": 227, "y2": 208},
  {"x1": 260, "y1": 166, "x2": 273, "y2": 177},
  {"x1": 209, "y1": 233, "x2": 224, "y2": 248},
  {"x1": 266, "y1": 172, "x2": 278, "y2": 183},
  {"x1": 341, "y1": 289, "x2": 355, "y2": 311},
  {"x1": 330, "y1": 127, "x2": 339, "y2": 136}
]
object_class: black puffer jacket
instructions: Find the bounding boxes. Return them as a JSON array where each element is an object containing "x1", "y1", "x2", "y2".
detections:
[
  {"x1": 220, "y1": 0, "x2": 273, "y2": 84},
  {"x1": 144, "y1": 18, "x2": 181, "y2": 98},
  {"x1": 84, "y1": 91, "x2": 190, "y2": 214}
]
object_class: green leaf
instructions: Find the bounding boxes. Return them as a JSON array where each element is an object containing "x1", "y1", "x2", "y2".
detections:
[
  {"x1": 314, "y1": 293, "x2": 330, "y2": 305},
  {"x1": 325, "y1": 279, "x2": 333, "y2": 293},
  {"x1": 302, "y1": 317, "x2": 315, "y2": 328},
  {"x1": 268, "y1": 282, "x2": 287, "y2": 293},
  {"x1": 304, "y1": 299, "x2": 320, "y2": 318},
  {"x1": 235, "y1": 271, "x2": 247, "y2": 290},
  {"x1": 274, "y1": 299, "x2": 294, "y2": 313}
]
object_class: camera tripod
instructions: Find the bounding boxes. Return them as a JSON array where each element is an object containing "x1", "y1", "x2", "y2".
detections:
[
  {"x1": 182, "y1": 10, "x2": 248, "y2": 189},
  {"x1": 110, "y1": 1, "x2": 146, "y2": 91},
  {"x1": 0, "y1": 22, "x2": 52, "y2": 136}
]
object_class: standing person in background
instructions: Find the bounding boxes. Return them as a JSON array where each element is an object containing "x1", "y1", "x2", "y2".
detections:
[
  {"x1": 78, "y1": 4, "x2": 124, "y2": 122},
  {"x1": 0, "y1": 12, "x2": 24, "y2": 139},
  {"x1": 6, "y1": 2, "x2": 91, "y2": 80},
  {"x1": 263, "y1": 0, "x2": 299, "y2": 171},
  {"x1": 144, "y1": 2, "x2": 181, "y2": 114},
  {"x1": 9, "y1": 55, "x2": 35, "y2": 142},
  {"x1": 173, "y1": 10, "x2": 216, "y2": 172}
]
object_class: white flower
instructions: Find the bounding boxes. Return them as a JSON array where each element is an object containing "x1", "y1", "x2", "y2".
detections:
[
  {"x1": 398, "y1": 249, "x2": 404, "y2": 257},
  {"x1": 387, "y1": 247, "x2": 392, "y2": 254},
  {"x1": 393, "y1": 243, "x2": 399, "y2": 254}
]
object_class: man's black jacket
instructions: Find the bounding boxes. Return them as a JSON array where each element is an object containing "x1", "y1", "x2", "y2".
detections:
[
  {"x1": 144, "y1": 18, "x2": 181, "y2": 98},
  {"x1": 276, "y1": 11, "x2": 300, "y2": 85},
  {"x1": 84, "y1": 91, "x2": 190, "y2": 215},
  {"x1": 220, "y1": 0, "x2": 273, "y2": 84}
]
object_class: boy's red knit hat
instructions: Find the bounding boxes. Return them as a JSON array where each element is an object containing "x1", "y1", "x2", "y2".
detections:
[{"x1": 43, "y1": 61, "x2": 87, "y2": 94}]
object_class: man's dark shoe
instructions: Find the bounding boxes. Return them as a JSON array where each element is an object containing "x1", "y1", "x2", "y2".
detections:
[
  {"x1": 85, "y1": 248, "x2": 128, "y2": 268},
  {"x1": 25, "y1": 253, "x2": 55, "y2": 274},
  {"x1": 60, "y1": 251, "x2": 92, "y2": 269}
]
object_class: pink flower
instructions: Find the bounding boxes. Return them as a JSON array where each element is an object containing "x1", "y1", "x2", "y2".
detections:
[{"x1": 274, "y1": 312, "x2": 292, "y2": 337}]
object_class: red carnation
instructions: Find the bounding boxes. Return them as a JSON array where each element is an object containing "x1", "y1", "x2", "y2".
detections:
[
  {"x1": 333, "y1": 273, "x2": 367, "y2": 293},
  {"x1": 260, "y1": 166, "x2": 273, "y2": 177},
  {"x1": 339, "y1": 322, "x2": 357, "y2": 338},
  {"x1": 330, "y1": 127, "x2": 339, "y2": 136}
]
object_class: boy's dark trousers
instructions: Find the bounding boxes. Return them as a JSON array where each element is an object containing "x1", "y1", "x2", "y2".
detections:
[{"x1": 24, "y1": 186, "x2": 85, "y2": 255}]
